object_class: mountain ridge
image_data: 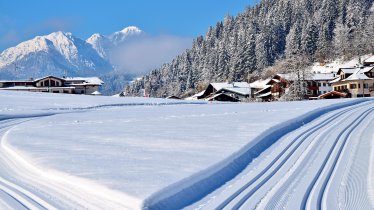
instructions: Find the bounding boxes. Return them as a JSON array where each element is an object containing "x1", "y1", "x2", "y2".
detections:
[{"x1": 0, "y1": 26, "x2": 143, "y2": 80}]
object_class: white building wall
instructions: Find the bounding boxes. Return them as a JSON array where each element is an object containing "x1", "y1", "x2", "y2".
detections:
[{"x1": 317, "y1": 80, "x2": 333, "y2": 95}]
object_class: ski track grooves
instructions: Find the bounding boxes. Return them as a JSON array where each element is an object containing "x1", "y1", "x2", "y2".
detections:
[
  {"x1": 144, "y1": 99, "x2": 372, "y2": 210},
  {"x1": 203, "y1": 100, "x2": 374, "y2": 210},
  {"x1": 226, "y1": 106, "x2": 360, "y2": 209},
  {"x1": 0, "y1": 118, "x2": 59, "y2": 210},
  {"x1": 305, "y1": 107, "x2": 374, "y2": 210},
  {"x1": 216, "y1": 105, "x2": 357, "y2": 210}
]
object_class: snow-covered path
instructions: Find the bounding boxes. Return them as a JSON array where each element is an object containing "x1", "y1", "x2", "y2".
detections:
[{"x1": 196, "y1": 101, "x2": 374, "y2": 210}]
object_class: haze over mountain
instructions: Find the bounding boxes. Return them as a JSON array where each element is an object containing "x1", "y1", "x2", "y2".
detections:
[{"x1": 86, "y1": 26, "x2": 143, "y2": 60}]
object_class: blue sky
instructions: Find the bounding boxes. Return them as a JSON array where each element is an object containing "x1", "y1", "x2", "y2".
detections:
[{"x1": 0, "y1": 0, "x2": 258, "y2": 51}]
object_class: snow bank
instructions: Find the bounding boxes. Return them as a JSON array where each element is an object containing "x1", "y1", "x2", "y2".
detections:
[{"x1": 143, "y1": 98, "x2": 372, "y2": 210}]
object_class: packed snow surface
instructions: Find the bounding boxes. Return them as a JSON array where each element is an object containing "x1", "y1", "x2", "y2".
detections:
[{"x1": 0, "y1": 91, "x2": 373, "y2": 209}]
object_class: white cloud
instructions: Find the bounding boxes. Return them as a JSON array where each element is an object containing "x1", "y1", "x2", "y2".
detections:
[{"x1": 111, "y1": 34, "x2": 192, "y2": 74}]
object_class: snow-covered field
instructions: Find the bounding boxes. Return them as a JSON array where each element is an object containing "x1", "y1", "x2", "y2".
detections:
[{"x1": 0, "y1": 91, "x2": 373, "y2": 209}]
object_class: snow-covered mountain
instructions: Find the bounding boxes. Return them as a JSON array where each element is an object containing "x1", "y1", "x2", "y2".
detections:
[
  {"x1": 0, "y1": 26, "x2": 143, "y2": 80},
  {"x1": 0, "y1": 31, "x2": 114, "y2": 79},
  {"x1": 86, "y1": 26, "x2": 143, "y2": 60}
]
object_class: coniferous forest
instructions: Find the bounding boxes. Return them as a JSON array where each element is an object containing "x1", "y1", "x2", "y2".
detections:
[{"x1": 125, "y1": 0, "x2": 374, "y2": 97}]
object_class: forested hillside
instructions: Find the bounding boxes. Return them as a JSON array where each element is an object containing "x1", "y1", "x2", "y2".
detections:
[{"x1": 125, "y1": 0, "x2": 374, "y2": 97}]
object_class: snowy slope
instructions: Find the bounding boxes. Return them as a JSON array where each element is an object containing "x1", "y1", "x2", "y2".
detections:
[
  {"x1": 0, "y1": 91, "x2": 373, "y2": 210},
  {"x1": 0, "y1": 31, "x2": 113, "y2": 79}
]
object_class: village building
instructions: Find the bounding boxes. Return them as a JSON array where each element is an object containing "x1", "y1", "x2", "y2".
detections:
[
  {"x1": 330, "y1": 66, "x2": 374, "y2": 97},
  {"x1": 252, "y1": 74, "x2": 290, "y2": 101},
  {"x1": 197, "y1": 82, "x2": 250, "y2": 102},
  {"x1": 308, "y1": 73, "x2": 336, "y2": 96},
  {"x1": 0, "y1": 76, "x2": 104, "y2": 95},
  {"x1": 249, "y1": 79, "x2": 271, "y2": 98}
]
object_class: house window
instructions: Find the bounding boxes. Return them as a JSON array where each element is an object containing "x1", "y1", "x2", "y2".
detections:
[
  {"x1": 51, "y1": 80, "x2": 56, "y2": 87},
  {"x1": 364, "y1": 83, "x2": 369, "y2": 89},
  {"x1": 334, "y1": 87, "x2": 337, "y2": 91},
  {"x1": 350, "y1": 84, "x2": 357, "y2": 89},
  {"x1": 319, "y1": 91, "x2": 322, "y2": 95},
  {"x1": 358, "y1": 84, "x2": 361, "y2": 88},
  {"x1": 323, "y1": 83, "x2": 326, "y2": 87},
  {"x1": 318, "y1": 83, "x2": 321, "y2": 87},
  {"x1": 45, "y1": 80, "x2": 50, "y2": 86}
]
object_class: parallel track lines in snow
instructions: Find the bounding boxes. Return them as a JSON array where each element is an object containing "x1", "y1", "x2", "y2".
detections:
[
  {"x1": 214, "y1": 104, "x2": 361, "y2": 210},
  {"x1": 0, "y1": 119, "x2": 58, "y2": 210},
  {"x1": 210, "y1": 101, "x2": 374, "y2": 210},
  {"x1": 0, "y1": 181, "x2": 42, "y2": 210},
  {"x1": 256, "y1": 108, "x2": 346, "y2": 210},
  {"x1": 304, "y1": 107, "x2": 374, "y2": 210}
]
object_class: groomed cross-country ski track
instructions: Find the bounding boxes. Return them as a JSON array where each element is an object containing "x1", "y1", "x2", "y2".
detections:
[
  {"x1": 0, "y1": 96, "x2": 373, "y2": 210},
  {"x1": 190, "y1": 100, "x2": 374, "y2": 210}
]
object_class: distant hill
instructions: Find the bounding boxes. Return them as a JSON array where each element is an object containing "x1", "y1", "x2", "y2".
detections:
[{"x1": 125, "y1": 0, "x2": 374, "y2": 97}]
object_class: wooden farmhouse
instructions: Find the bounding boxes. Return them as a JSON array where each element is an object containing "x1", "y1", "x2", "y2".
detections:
[
  {"x1": 251, "y1": 74, "x2": 292, "y2": 101},
  {"x1": 198, "y1": 82, "x2": 250, "y2": 102},
  {"x1": 0, "y1": 76, "x2": 104, "y2": 95}
]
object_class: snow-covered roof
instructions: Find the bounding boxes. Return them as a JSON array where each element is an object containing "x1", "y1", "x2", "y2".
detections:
[
  {"x1": 34, "y1": 75, "x2": 65, "y2": 82},
  {"x1": 364, "y1": 55, "x2": 374, "y2": 63},
  {"x1": 220, "y1": 87, "x2": 250, "y2": 95},
  {"x1": 65, "y1": 77, "x2": 104, "y2": 85},
  {"x1": 312, "y1": 73, "x2": 336, "y2": 81},
  {"x1": 254, "y1": 85, "x2": 271, "y2": 95},
  {"x1": 329, "y1": 77, "x2": 341, "y2": 83},
  {"x1": 271, "y1": 79, "x2": 280, "y2": 83},
  {"x1": 256, "y1": 92, "x2": 272, "y2": 98},
  {"x1": 318, "y1": 91, "x2": 347, "y2": 99},
  {"x1": 250, "y1": 79, "x2": 271, "y2": 89},
  {"x1": 211, "y1": 82, "x2": 250, "y2": 91},
  {"x1": 344, "y1": 67, "x2": 374, "y2": 81},
  {"x1": 184, "y1": 91, "x2": 205, "y2": 100},
  {"x1": 206, "y1": 93, "x2": 239, "y2": 102},
  {"x1": 338, "y1": 68, "x2": 357, "y2": 74}
]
